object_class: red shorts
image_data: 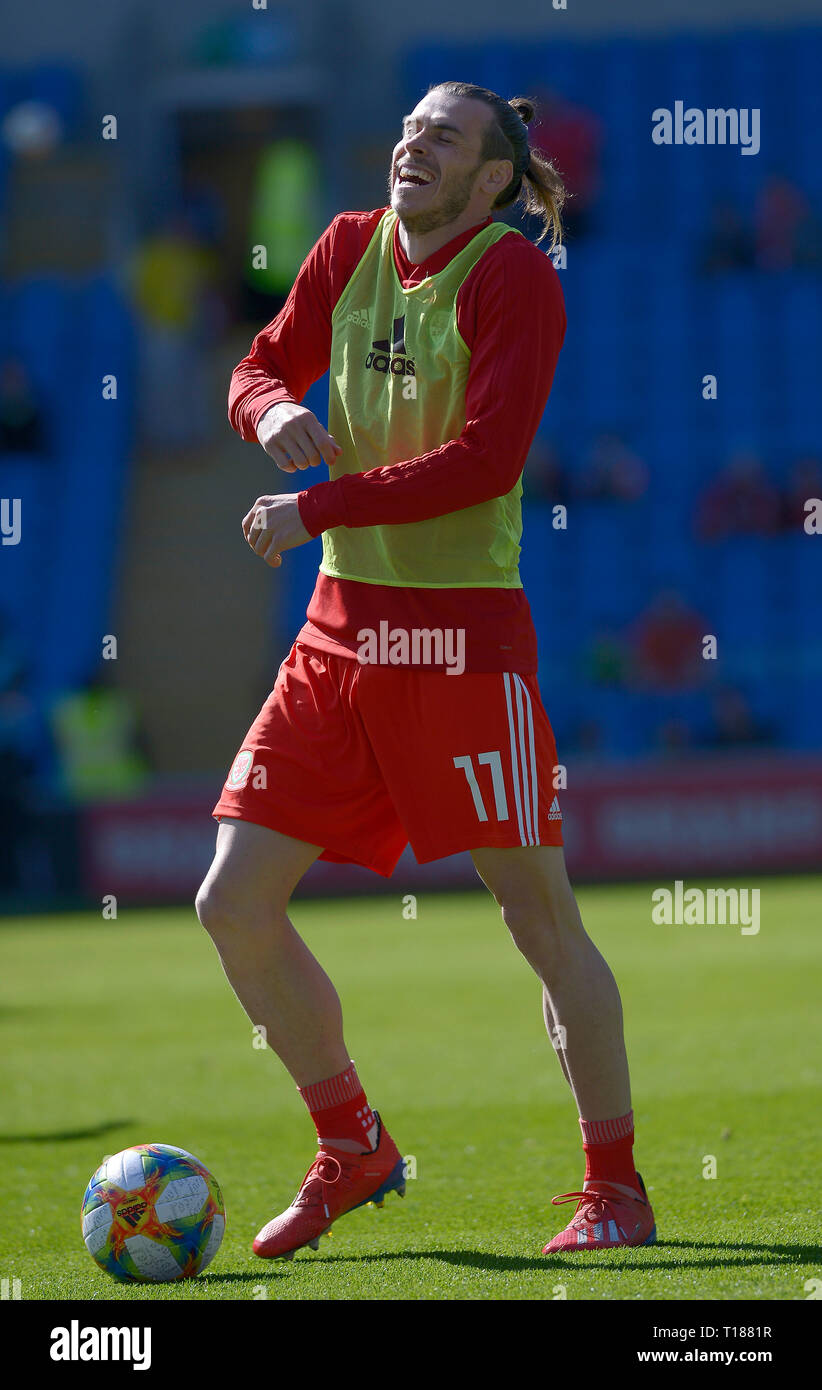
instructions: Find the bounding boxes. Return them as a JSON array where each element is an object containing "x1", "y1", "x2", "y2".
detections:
[{"x1": 213, "y1": 641, "x2": 563, "y2": 877}]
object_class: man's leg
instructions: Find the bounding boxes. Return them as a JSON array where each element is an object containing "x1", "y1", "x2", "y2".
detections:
[
  {"x1": 196, "y1": 817, "x2": 406, "y2": 1258},
  {"x1": 195, "y1": 818, "x2": 349, "y2": 1084},
  {"x1": 471, "y1": 842, "x2": 631, "y2": 1122},
  {"x1": 471, "y1": 841, "x2": 656, "y2": 1250}
]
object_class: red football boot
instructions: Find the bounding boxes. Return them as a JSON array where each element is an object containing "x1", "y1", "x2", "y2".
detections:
[
  {"x1": 542, "y1": 1172, "x2": 657, "y2": 1253},
  {"x1": 253, "y1": 1112, "x2": 406, "y2": 1260}
]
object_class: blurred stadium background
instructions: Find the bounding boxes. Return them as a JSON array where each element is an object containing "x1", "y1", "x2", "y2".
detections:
[{"x1": 1, "y1": 0, "x2": 821, "y2": 912}]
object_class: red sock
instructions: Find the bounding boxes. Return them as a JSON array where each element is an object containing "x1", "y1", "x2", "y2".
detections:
[
  {"x1": 298, "y1": 1062, "x2": 378, "y2": 1154},
  {"x1": 579, "y1": 1111, "x2": 640, "y2": 1191}
]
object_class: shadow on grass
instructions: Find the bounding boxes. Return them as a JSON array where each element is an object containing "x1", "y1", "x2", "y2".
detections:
[
  {"x1": 0, "y1": 1120, "x2": 137, "y2": 1144},
  {"x1": 198, "y1": 1238, "x2": 822, "y2": 1283}
]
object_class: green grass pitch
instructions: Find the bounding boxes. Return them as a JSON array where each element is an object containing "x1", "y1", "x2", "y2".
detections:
[{"x1": 1, "y1": 876, "x2": 820, "y2": 1301}]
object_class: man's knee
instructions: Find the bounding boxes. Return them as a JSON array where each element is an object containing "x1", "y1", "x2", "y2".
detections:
[
  {"x1": 194, "y1": 868, "x2": 286, "y2": 943},
  {"x1": 195, "y1": 873, "x2": 234, "y2": 940},
  {"x1": 499, "y1": 884, "x2": 582, "y2": 955},
  {"x1": 475, "y1": 847, "x2": 579, "y2": 945},
  {"x1": 195, "y1": 820, "x2": 318, "y2": 942},
  {"x1": 500, "y1": 893, "x2": 552, "y2": 943},
  {"x1": 194, "y1": 873, "x2": 217, "y2": 934}
]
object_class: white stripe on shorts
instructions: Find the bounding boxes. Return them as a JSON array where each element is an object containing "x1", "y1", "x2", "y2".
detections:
[
  {"x1": 515, "y1": 673, "x2": 540, "y2": 846},
  {"x1": 513, "y1": 676, "x2": 533, "y2": 844},
  {"x1": 502, "y1": 673, "x2": 526, "y2": 845},
  {"x1": 503, "y1": 672, "x2": 541, "y2": 846}
]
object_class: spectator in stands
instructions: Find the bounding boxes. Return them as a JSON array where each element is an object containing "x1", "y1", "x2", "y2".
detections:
[
  {"x1": 50, "y1": 667, "x2": 149, "y2": 803},
  {"x1": 695, "y1": 451, "x2": 782, "y2": 540},
  {"x1": 781, "y1": 454, "x2": 822, "y2": 530},
  {"x1": 522, "y1": 437, "x2": 569, "y2": 505},
  {"x1": 630, "y1": 590, "x2": 706, "y2": 690},
  {"x1": 755, "y1": 175, "x2": 821, "y2": 271},
  {"x1": 577, "y1": 430, "x2": 649, "y2": 502},
  {"x1": 0, "y1": 357, "x2": 47, "y2": 455},
  {"x1": 529, "y1": 87, "x2": 602, "y2": 239},
  {"x1": 701, "y1": 686, "x2": 775, "y2": 748},
  {"x1": 699, "y1": 197, "x2": 755, "y2": 273},
  {"x1": 130, "y1": 211, "x2": 220, "y2": 451}
]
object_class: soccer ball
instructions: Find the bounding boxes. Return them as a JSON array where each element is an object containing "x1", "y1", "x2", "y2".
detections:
[{"x1": 81, "y1": 1143, "x2": 225, "y2": 1282}]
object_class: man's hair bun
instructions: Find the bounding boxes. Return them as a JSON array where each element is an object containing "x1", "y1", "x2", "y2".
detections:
[{"x1": 509, "y1": 97, "x2": 535, "y2": 125}]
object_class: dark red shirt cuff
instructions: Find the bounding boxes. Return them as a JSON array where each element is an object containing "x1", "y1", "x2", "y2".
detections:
[{"x1": 297, "y1": 478, "x2": 350, "y2": 537}]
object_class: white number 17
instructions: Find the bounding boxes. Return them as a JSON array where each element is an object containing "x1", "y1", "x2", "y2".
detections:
[{"x1": 453, "y1": 752, "x2": 509, "y2": 823}]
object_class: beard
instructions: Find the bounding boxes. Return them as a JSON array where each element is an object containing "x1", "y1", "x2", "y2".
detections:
[{"x1": 388, "y1": 159, "x2": 485, "y2": 235}]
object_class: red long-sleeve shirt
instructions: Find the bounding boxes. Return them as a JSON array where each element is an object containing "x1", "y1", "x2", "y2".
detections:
[{"x1": 229, "y1": 207, "x2": 566, "y2": 671}]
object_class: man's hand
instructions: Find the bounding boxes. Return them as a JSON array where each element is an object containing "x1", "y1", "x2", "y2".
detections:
[
  {"x1": 256, "y1": 401, "x2": 342, "y2": 473},
  {"x1": 242, "y1": 494, "x2": 312, "y2": 568}
]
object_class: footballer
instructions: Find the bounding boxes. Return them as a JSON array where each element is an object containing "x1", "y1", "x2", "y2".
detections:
[{"x1": 196, "y1": 81, "x2": 656, "y2": 1258}]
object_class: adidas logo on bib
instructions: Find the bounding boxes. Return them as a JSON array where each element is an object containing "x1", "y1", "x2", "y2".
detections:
[{"x1": 365, "y1": 313, "x2": 415, "y2": 377}]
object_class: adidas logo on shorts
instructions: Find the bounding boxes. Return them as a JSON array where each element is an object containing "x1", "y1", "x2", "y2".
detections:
[{"x1": 547, "y1": 796, "x2": 562, "y2": 821}]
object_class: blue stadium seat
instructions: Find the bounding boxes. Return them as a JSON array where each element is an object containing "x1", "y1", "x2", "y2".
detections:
[
  {"x1": 3, "y1": 274, "x2": 136, "y2": 695},
  {"x1": 792, "y1": 679, "x2": 822, "y2": 748},
  {"x1": 0, "y1": 457, "x2": 50, "y2": 666},
  {"x1": 27, "y1": 63, "x2": 83, "y2": 135},
  {"x1": 8, "y1": 278, "x2": 73, "y2": 409}
]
